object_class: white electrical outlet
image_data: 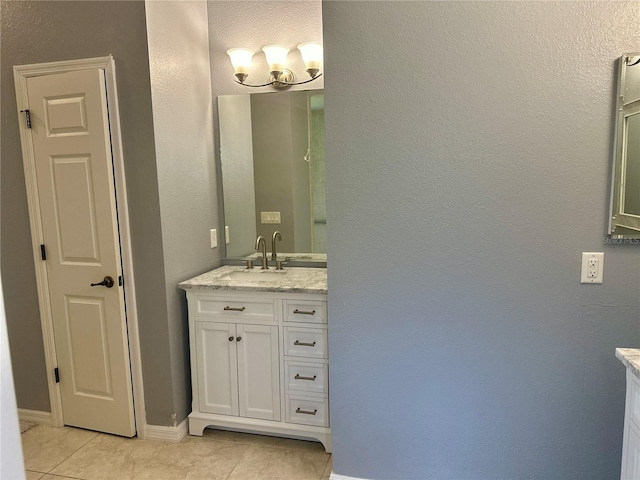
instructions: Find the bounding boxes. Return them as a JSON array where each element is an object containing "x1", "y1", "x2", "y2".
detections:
[
  {"x1": 210, "y1": 229, "x2": 217, "y2": 249},
  {"x1": 581, "y1": 252, "x2": 604, "y2": 284},
  {"x1": 225, "y1": 226, "x2": 230, "y2": 244}
]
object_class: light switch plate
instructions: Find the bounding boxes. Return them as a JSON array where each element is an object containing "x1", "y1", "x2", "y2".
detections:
[
  {"x1": 261, "y1": 212, "x2": 281, "y2": 224},
  {"x1": 581, "y1": 252, "x2": 604, "y2": 284},
  {"x1": 210, "y1": 229, "x2": 217, "y2": 249}
]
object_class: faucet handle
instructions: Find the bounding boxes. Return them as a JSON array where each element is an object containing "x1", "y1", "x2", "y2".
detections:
[
  {"x1": 275, "y1": 259, "x2": 286, "y2": 270},
  {"x1": 245, "y1": 259, "x2": 254, "y2": 269}
]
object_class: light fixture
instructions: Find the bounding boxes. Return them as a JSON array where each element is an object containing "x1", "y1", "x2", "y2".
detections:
[{"x1": 227, "y1": 42, "x2": 323, "y2": 89}]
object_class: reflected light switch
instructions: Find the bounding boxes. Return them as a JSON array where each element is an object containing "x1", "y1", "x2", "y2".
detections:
[{"x1": 261, "y1": 212, "x2": 281, "y2": 224}]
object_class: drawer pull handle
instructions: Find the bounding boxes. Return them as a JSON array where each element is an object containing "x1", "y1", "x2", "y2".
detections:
[
  {"x1": 294, "y1": 374, "x2": 317, "y2": 381},
  {"x1": 236, "y1": 336, "x2": 242, "y2": 342},
  {"x1": 228, "y1": 336, "x2": 234, "y2": 341},
  {"x1": 293, "y1": 309, "x2": 316, "y2": 315},
  {"x1": 294, "y1": 340, "x2": 316, "y2": 347},
  {"x1": 296, "y1": 407, "x2": 318, "y2": 415},
  {"x1": 224, "y1": 306, "x2": 246, "y2": 312}
]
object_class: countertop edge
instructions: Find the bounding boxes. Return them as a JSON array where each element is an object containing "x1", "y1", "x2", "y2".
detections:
[
  {"x1": 179, "y1": 284, "x2": 327, "y2": 295},
  {"x1": 616, "y1": 347, "x2": 640, "y2": 379},
  {"x1": 178, "y1": 265, "x2": 327, "y2": 295}
]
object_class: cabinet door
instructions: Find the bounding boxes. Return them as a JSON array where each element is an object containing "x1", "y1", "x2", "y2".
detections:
[
  {"x1": 236, "y1": 324, "x2": 280, "y2": 421},
  {"x1": 623, "y1": 423, "x2": 640, "y2": 480},
  {"x1": 196, "y1": 322, "x2": 238, "y2": 416}
]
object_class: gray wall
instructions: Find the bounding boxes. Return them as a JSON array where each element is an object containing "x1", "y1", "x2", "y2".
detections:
[
  {"x1": 145, "y1": 0, "x2": 219, "y2": 426},
  {"x1": 252, "y1": 93, "x2": 296, "y2": 251},
  {"x1": 0, "y1": 1, "x2": 176, "y2": 426},
  {"x1": 251, "y1": 92, "x2": 311, "y2": 253},
  {"x1": 323, "y1": 2, "x2": 640, "y2": 479}
]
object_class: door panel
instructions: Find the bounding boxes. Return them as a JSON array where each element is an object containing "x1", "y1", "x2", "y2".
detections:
[
  {"x1": 237, "y1": 324, "x2": 280, "y2": 421},
  {"x1": 66, "y1": 296, "x2": 112, "y2": 398},
  {"x1": 26, "y1": 69, "x2": 134, "y2": 436},
  {"x1": 196, "y1": 322, "x2": 238, "y2": 416},
  {"x1": 50, "y1": 155, "x2": 100, "y2": 264}
]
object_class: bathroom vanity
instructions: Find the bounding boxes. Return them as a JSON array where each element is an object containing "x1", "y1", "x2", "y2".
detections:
[
  {"x1": 616, "y1": 348, "x2": 640, "y2": 479},
  {"x1": 179, "y1": 266, "x2": 330, "y2": 452}
]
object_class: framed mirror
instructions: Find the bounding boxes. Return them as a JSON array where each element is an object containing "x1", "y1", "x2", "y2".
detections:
[
  {"x1": 219, "y1": 89, "x2": 326, "y2": 260},
  {"x1": 609, "y1": 53, "x2": 640, "y2": 238}
]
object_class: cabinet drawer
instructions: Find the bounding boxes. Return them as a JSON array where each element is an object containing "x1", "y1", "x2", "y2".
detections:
[
  {"x1": 284, "y1": 327, "x2": 327, "y2": 359},
  {"x1": 286, "y1": 394, "x2": 329, "y2": 427},
  {"x1": 284, "y1": 300, "x2": 326, "y2": 324},
  {"x1": 195, "y1": 296, "x2": 274, "y2": 322},
  {"x1": 285, "y1": 360, "x2": 328, "y2": 394}
]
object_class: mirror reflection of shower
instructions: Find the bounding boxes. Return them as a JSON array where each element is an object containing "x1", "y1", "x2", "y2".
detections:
[{"x1": 309, "y1": 93, "x2": 326, "y2": 253}]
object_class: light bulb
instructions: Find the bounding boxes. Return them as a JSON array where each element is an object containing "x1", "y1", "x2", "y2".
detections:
[
  {"x1": 297, "y1": 43, "x2": 323, "y2": 74},
  {"x1": 262, "y1": 45, "x2": 289, "y2": 74}
]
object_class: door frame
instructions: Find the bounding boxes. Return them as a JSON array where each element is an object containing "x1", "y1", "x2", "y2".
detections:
[{"x1": 13, "y1": 56, "x2": 147, "y2": 438}]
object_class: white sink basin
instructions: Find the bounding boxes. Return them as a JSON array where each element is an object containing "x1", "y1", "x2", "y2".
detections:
[{"x1": 222, "y1": 270, "x2": 288, "y2": 282}]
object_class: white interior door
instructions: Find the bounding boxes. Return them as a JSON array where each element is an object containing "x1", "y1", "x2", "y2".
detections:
[{"x1": 26, "y1": 68, "x2": 135, "y2": 437}]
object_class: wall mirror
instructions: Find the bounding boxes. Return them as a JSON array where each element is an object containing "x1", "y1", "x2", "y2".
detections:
[
  {"x1": 219, "y1": 89, "x2": 326, "y2": 260},
  {"x1": 609, "y1": 53, "x2": 640, "y2": 238}
]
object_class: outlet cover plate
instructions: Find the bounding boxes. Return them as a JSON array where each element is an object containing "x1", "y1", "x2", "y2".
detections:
[{"x1": 581, "y1": 252, "x2": 604, "y2": 284}]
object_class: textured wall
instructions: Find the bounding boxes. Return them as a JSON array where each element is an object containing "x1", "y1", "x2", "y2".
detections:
[
  {"x1": 145, "y1": 0, "x2": 219, "y2": 425},
  {"x1": 323, "y1": 2, "x2": 640, "y2": 479},
  {"x1": 0, "y1": 1, "x2": 169, "y2": 417}
]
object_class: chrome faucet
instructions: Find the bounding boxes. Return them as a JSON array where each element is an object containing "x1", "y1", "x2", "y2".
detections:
[
  {"x1": 271, "y1": 231, "x2": 282, "y2": 260},
  {"x1": 255, "y1": 236, "x2": 268, "y2": 269}
]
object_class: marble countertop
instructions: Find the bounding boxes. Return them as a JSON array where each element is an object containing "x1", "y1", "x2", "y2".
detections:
[
  {"x1": 616, "y1": 348, "x2": 640, "y2": 378},
  {"x1": 179, "y1": 265, "x2": 327, "y2": 294}
]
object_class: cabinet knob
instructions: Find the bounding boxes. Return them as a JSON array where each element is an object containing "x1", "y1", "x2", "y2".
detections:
[
  {"x1": 228, "y1": 336, "x2": 234, "y2": 341},
  {"x1": 236, "y1": 336, "x2": 242, "y2": 342}
]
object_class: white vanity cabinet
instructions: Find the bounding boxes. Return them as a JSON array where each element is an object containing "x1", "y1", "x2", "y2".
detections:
[
  {"x1": 621, "y1": 369, "x2": 640, "y2": 480},
  {"x1": 184, "y1": 287, "x2": 330, "y2": 452},
  {"x1": 616, "y1": 348, "x2": 640, "y2": 480}
]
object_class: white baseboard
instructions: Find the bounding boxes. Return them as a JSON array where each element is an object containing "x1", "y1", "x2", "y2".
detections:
[
  {"x1": 18, "y1": 408, "x2": 52, "y2": 426},
  {"x1": 330, "y1": 474, "x2": 371, "y2": 480},
  {"x1": 144, "y1": 419, "x2": 188, "y2": 443}
]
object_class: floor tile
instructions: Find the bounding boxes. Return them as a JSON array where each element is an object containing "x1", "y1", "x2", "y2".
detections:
[
  {"x1": 322, "y1": 457, "x2": 333, "y2": 479},
  {"x1": 227, "y1": 443, "x2": 330, "y2": 480},
  {"x1": 50, "y1": 433, "x2": 164, "y2": 480},
  {"x1": 42, "y1": 475, "x2": 83, "y2": 479},
  {"x1": 133, "y1": 435, "x2": 248, "y2": 480},
  {"x1": 25, "y1": 471, "x2": 45, "y2": 480},
  {"x1": 21, "y1": 426, "x2": 98, "y2": 473}
]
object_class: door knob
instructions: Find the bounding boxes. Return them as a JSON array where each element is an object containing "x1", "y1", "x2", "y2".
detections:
[{"x1": 90, "y1": 276, "x2": 115, "y2": 288}]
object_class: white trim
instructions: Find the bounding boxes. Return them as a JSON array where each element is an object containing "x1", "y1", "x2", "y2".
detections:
[
  {"x1": 13, "y1": 56, "x2": 146, "y2": 438},
  {"x1": 329, "y1": 474, "x2": 371, "y2": 480},
  {"x1": 102, "y1": 57, "x2": 147, "y2": 441},
  {"x1": 18, "y1": 409, "x2": 52, "y2": 426},
  {"x1": 145, "y1": 419, "x2": 188, "y2": 443}
]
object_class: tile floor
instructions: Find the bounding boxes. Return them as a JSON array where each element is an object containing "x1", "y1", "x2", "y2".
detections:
[{"x1": 21, "y1": 424, "x2": 332, "y2": 480}]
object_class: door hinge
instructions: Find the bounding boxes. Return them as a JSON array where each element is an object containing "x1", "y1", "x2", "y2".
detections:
[
  {"x1": 20, "y1": 109, "x2": 31, "y2": 129},
  {"x1": 40, "y1": 244, "x2": 46, "y2": 261},
  {"x1": 118, "y1": 275, "x2": 123, "y2": 287},
  {"x1": 54, "y1": 367, "x2": 60, "y2": 383}
]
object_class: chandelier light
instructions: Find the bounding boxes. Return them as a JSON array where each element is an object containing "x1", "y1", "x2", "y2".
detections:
[{"x1": 227, "y1": 42, "x2": 323, "y2": 89}]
